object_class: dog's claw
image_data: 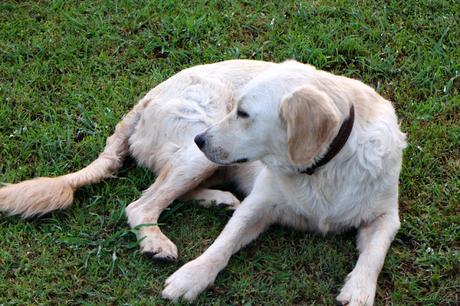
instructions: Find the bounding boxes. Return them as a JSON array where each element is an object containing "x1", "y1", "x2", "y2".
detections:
[
  {"x1": 143, "y1": 251, "x2": 159, "y2": 259},
  {"x1": 217, "y1": 203, "x2": 231, "y2": 209},
  {"x1": 138, "y1": 230, "x2": 179, "y2": 262},
  {"x1": 144, "y1": 251, "x2": 177, "y2": 262}
]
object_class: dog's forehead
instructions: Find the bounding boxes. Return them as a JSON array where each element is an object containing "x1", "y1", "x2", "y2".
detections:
[
  {"x1": 237, "y1": 93, "x2": 275, "y2": 114},
  {"x1": 238, "y1": 82, "x2": 285, "y2": 109},
  {"x1": 239, "y1": 68, "x2": 310, "y2": 108}
]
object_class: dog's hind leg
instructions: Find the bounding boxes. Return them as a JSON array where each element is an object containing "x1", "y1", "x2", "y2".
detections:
[
  {"x1": 0, "y1": 106, "x2": 141, "y2": 218},
  {"x1": 125, "y1": 145, "x2": 218, "y2": 261},
  {"x1": 180, "y1": 188, "x2": 240, "y2": 209}
]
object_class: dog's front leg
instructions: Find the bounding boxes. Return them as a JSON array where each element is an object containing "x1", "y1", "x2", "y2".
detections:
[
  {"x1": 337, "y1": 206, "x2": 400, "y2": 306},
  {"x1": 161, "y1": 185, "x2": 278, "y2": 302}
]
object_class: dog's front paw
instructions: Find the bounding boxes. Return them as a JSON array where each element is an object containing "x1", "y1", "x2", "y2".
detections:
[
  {"x1": 162, "y1": 259, "x2": 218, "y2": 302},
  {"x1": 140, "y1": 229, "x2": 178, "y2": 262},
  {"x1": 336, "y1": 271, "x2": 376, "y2": 306}
]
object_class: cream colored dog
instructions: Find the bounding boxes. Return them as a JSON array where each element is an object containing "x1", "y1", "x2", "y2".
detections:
[
  {"x1": 161, "y1": 61, "x2": 406, "y2": 305},
  {"x1": 0, "y1": 60, "x2": 405, "y2": 305}
]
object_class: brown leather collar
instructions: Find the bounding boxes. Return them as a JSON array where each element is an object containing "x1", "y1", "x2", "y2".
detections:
[{"x1": 300, "y1": 104, "x2": 355, "y2": 175}]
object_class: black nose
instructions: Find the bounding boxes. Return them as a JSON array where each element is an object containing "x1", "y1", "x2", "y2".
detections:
[{"x1": 194, "y1": 134, "x2": 206, "y2": 149}]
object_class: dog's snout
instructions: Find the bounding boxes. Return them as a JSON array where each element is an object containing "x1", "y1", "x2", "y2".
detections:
[{"x1": 194, "y1": 134, "x2": 206, "y2": 149}]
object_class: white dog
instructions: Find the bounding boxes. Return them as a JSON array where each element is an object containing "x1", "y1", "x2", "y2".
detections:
[
  {"x1": 161, "y1": 61, "x2": 406, "y2": 305},
  {"x1": 0, "y1": 60, "x2": 405, "y2": 305}
]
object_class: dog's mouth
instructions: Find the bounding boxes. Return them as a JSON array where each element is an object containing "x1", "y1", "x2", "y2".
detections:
[
  {"x1": 199, "y1": 141, "x2": 249, "y2": 166},
  {"x1": 203, "y1": 151, "x2": 249, "y2": 166},
  {"x1": 208, "y1": 158, "x2": 248, "y2": 166},
  {"x1": 216, "y1": 158, "x2": 249, "y2": 166}
]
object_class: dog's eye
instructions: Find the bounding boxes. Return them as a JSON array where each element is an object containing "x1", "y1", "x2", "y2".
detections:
[{"x1": 237, "y1": 109, "x2": 250, "y2": 118}]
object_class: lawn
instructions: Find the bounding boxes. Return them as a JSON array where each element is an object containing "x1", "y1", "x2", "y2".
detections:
[{"x1": 0, "y1": 0, "x2": 458, "y2": 305}]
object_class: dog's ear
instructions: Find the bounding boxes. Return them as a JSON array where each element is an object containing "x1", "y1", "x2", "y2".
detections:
[{"x1": 280, "y1": 85, "x2": 340, "y2": 166}]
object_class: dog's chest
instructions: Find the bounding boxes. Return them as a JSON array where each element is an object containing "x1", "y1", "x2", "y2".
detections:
[{"x1": 278, "y1": 176, "x2": 373, "y2": 234}]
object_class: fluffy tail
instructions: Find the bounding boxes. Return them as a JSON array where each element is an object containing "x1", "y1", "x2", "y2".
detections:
[{"x1": 0, "y1": 107, "x2": 141, "y2": 218}]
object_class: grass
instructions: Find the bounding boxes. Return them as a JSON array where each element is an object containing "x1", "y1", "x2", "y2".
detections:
[{"x1": 0, "y1": 0, "x2": 458, "y2": 304}]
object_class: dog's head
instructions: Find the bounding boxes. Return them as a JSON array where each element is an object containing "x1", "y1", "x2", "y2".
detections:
[{"x1": 195, "y1": 68, "x2": 341, "y2": 169}]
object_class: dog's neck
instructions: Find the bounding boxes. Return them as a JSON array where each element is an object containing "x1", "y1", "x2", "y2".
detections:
[{"x1": 299, "y1": 104, "x2": 355, "y2": 175}]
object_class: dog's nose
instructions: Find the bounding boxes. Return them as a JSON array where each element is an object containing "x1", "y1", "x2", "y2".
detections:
[{"x1": 194, "y1": 134, "x2": 206, "y2": 149}]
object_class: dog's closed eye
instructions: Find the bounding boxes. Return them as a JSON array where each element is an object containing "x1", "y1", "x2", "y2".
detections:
[{"x1": 237, "y1": 109, "x2": 250, "y2": 118}]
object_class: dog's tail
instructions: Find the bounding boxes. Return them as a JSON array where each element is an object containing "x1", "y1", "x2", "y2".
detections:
[{"x1": 0, "y1": 106, "x2": 141, "y2": 218}]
